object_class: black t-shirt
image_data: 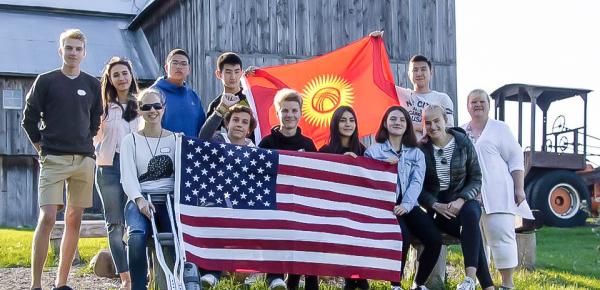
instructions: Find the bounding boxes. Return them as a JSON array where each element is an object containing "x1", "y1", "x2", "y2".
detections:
[
  {"x1": 258, "y1": 126, "x2": 316, "y2": 152},
  {"x1": 22, "y1": 69, "x2": 102, "y2": 156},
  {"x1": 318, "y1": 143, "x2": 366, "y2": 156}
]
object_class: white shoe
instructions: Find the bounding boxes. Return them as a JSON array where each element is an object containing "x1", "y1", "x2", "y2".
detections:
[
  {"x1": 412, "y1": 286, "x2": 430, "y2": 290},
  {"x1": 391, "y1": 286, "x2": 403, "y2": 290},
  {"x1": 200, "y1": 273, "x2": 218, "y2": 288},
  {"x1": 244, "y1": 273, "x2": 264, "y2": 285},
  {"x1": 269, "y1": 278, "x2": 287, "y2": 290},
  {"x1": 456, "y1": 277, "x2": 476, "y2": 290}
]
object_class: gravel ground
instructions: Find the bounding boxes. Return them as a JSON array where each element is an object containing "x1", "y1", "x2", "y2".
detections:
[{"x1": 0, "y1": 267, "x2": 120, "y2": 290}]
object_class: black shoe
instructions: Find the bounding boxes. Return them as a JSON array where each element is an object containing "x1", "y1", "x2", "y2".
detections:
[{"x1": 52, "y1": 286, "x2": 73, "y2": 290}]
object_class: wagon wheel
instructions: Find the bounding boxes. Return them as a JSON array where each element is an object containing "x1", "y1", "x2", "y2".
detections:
[
  {"x1": 545, "y1": 139, "x2": 553, "y2": 151},
  {"x1": 557, "y1": 136, "x2": 569, "y2": 152},
  {"x1": 552, "y1": 115, "x2": 566, "y2": 133}
]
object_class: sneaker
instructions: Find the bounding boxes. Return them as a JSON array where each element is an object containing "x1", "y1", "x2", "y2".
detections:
[
  {"x1": 391, "y1": 286, "x2": 403, "y2": 290},
  {"x1": 200, "y1": 273, "x2": 218, "y2": 288},
  {"x1": 268, "y1": 278, "x2": 287, "y2": 290},
  {"x1": 411, "y1": 286, "x2": 430, "y2": 290},
  {"x1": 52, "y1": 286, "x2": 73, "y2": 290},
  {"x1": 456, "y1": 277, "x2": 476, "y2": 290},
  {"x1": 244, "y1": 273, "x2": 264, "y2": 286}
]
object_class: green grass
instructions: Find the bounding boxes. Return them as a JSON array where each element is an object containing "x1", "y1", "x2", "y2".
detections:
[
  {"x1": 2, "y1": 226, "x2": 599, "y2": 289},
  {"x1": 0, "y1": 227, "x2": 108, "y2": 268}
]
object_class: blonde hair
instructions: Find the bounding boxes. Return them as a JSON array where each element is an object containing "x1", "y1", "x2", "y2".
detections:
[
  {"x1": 422, "y1": 104, "x2": 448, "y2": 124},
  {"x1": 137, "y1": 88, "x2": 165, "y2": 104},
  {"x1": 467, "y1": 88, "x2": 491, "y2": 103},
  {"x1": 59, "y1": 29, "x2": 87, "y2": 47},
  {"x1": 273, "y1": 88, "x2": 303, "y2": 111}
]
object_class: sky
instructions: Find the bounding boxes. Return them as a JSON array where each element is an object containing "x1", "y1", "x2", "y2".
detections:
[{"x1": 455, "y1": 0, "x2": 600, "y2": 165}]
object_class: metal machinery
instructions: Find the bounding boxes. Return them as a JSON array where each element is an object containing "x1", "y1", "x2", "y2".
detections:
[{"x1": 491, "y1": 84, "x2": 600, "y2": 227}]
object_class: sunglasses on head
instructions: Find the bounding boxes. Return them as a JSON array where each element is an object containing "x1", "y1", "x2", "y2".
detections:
[
  {"x1": 139, "y1": 102, "x2": 164, "y2": 111},
  {"x1": 436, "y1": 148, "x2": 448, "y2": 165}
]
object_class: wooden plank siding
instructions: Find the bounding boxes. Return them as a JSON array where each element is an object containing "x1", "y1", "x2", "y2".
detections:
[
  {"x1": 0, "y1": 156, "x2": 39, "y2": 227},
  {"x1": 138, "y1": 0, "x2": 457, "y2": 113},
  {"x1": 0, "y1": 77, "x2": 37, "y2": 156}
]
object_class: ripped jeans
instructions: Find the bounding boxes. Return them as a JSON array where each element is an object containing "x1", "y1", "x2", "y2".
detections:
[{"x1": 95, "y1": 153, "x2": 129, "y2": 273}]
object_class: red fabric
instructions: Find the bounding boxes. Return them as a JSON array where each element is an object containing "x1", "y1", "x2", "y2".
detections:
[{"x1": 246, "y1": 36, "x2": 400, "y2": 148}]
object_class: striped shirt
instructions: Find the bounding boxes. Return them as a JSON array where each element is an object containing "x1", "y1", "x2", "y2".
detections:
[{"x1": 432, "y1": 137, "x2": 455, "y2": 191}]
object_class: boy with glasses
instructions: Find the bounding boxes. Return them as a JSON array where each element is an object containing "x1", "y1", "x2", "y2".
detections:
[{"x1": 152, "y1": 48, "x2": 206, "y2": 136}]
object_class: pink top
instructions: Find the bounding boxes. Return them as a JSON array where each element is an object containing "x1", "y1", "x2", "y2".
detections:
[{"x1": 94, "y1": 102, "x2": 140, "y2": 166}]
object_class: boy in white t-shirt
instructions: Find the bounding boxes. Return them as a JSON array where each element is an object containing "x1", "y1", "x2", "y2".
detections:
[
  {"x1": 397, "y1": 54, "x2": 455, "y2": 139},
  {"x1": 370, "y1": 31, "x2": 455, "y2": 139}
]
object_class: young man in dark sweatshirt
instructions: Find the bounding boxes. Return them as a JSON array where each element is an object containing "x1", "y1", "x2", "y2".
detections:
[
  {"x1": 258, "y1": 88, "x2": 317, "y2": 290},
  {"x1": 21, "y1": 29, "x2": 102, "y2": 290}
]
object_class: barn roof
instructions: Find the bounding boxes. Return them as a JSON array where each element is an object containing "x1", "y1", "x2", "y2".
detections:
[{"x1": 0, "y1": 3, "x2": 160, "y2": 80}]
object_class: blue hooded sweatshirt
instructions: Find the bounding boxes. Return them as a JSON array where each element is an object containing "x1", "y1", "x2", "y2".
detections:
[{"x1": 152, "y1": 77, "x2": 206, "y2": 137}]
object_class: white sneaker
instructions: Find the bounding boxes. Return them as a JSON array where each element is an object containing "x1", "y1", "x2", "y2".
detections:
[
  {"x1": 244, "y1": 273, "x2": 264, "y2": 285},
  {"x1": 391, "y1": 286, "x2": 403, "y2": 290},
  {"x1": 200, "y1": 273, "x2": 218, "y2": 288},
  {"x1": 411, "y1": 286, "x2": 430, "y2": 290},
  {"x1": 456, "y1": 277, "x2": 476, "y2": 290},
  {"x1": 269, "y1": 278, "x2": 287, "y2": 290}
]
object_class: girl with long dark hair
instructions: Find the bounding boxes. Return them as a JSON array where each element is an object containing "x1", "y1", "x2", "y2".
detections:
[
  {"x1": 318, "y1": 106, "x2": 367, "y2": 289},
  {"x1": 365, "y1": 106, "x2": 441, "y2": 290},
  {"x1": 94, "y1": 56, "x2": 141, "y2": 289}
]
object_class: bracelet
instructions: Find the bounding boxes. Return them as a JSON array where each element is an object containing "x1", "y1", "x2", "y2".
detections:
[{"x1": 216, "y1": 104, "x2": 229, "y2": 116}]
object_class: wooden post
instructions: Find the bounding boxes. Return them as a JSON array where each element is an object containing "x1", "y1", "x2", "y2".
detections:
[{"x1": 516, "y1": 232, "x2": 536, "y2": 270}]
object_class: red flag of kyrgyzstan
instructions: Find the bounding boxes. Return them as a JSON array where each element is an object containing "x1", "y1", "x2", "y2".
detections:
[{"x1": 243, "y1": 36, "x2": 400, "y2": 148}]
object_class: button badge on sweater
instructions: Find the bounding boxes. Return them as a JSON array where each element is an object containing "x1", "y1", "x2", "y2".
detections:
[{"x1": 77, "y1": 89, "x2": 87, "y2": 96}]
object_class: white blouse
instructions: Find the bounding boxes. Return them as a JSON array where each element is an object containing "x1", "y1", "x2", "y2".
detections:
[{"x1": 462, "y1": 119, "x2": 524, "y2": 214}]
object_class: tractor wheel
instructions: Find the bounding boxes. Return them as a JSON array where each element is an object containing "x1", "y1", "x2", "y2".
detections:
[{"x1": 530, "y1": 170, "x2": 590, "y2": 227}]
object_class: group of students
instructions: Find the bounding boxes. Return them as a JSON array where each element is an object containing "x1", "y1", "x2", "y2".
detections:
[{"x1": 22, "y1": 28, "x2": 527, "y2": 290}]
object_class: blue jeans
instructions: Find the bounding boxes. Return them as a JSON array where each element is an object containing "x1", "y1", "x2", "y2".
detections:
[
  {"x1": 95, "y1": 154, "x2": 128, "y2": 273},
  {"x1": 125, "y1": 194, "x2": 175, "y2": 290}
]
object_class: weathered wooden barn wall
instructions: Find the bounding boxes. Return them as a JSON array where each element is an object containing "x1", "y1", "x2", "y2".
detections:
[
  {"x1": 0, "y1": 77, "x2": 103, "y2": 227},
  {"x1": 0, "y1": 77, "x2": 37, "y2": 156},
  {"x1": 136, "y1": 0, "x2": 457, "y2": 118},
  {"x1": 0, "y1": 77, "x2": 39, "y2": 227},
  {"x1": 0, "y1": 156, "x2": 39, "y2": 227}
]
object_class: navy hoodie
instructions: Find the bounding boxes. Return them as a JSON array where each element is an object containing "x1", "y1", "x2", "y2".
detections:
[{"x1": 152, "y1": 77, "x2": 206, "y2": 136}]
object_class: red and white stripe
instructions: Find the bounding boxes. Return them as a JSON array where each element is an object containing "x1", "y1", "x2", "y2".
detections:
[{"x1": 178, "y1": 150, "x2": 402, "y2": 282}]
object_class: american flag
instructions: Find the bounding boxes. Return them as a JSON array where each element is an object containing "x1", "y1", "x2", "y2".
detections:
[{"x1": 174, "y1": 136, "x2": 403, "y2": 282}]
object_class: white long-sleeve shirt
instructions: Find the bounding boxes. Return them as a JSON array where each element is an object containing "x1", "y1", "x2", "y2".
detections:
[
  {"x1": 462, "y1": 119, "x2": 524, "y2": 214},
  {"x1": 120, "y1": 132, "x2": 176, "y2": 201}
]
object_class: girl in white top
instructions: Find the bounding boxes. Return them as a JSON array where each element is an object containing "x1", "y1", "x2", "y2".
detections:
[
  {"x1": 94, "y1": 56, "x2": 141, "y2": 289},
  {"x1": 120, "y1": 88, "x2": 176, "y2": 290},
  {"x1": 462, "y1": 89, "x2": 527, "y2": 290}
]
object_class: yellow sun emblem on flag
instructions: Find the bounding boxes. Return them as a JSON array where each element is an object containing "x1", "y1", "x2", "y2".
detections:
[{"x1": 301, "y1": 75, "x2": 354, "y2": 127}]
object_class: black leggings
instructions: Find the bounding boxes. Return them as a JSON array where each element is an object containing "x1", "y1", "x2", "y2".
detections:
[
  {"x1": 432, "y1": 199, "x2": 493, "y2": 288},
  {"x1": 391, "y1": 206, "x2": 442, "y2": 287},
  {"x1": 345, "y1": 207, "x2": 442, "y2": 289}
]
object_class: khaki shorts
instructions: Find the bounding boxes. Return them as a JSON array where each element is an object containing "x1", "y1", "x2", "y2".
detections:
[{"x1": 38, "y1": 154, "x2": 95, "y2": 208}]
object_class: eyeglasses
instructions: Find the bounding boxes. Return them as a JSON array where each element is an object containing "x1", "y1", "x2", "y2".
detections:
[
  {"x1": 139, "y1": 103, "x2": 164, "y2": 111},
  {"x1": 169, "y1": 60, "x2": 189, "y2": 67},
  {"x1": 436, "y1": 148, "x2": 448, "y2": 165}
]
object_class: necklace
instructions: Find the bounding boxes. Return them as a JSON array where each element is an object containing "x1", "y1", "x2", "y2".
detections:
[{"x1": 142, "y1": 129, "x2": 163, "y2": 157}]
